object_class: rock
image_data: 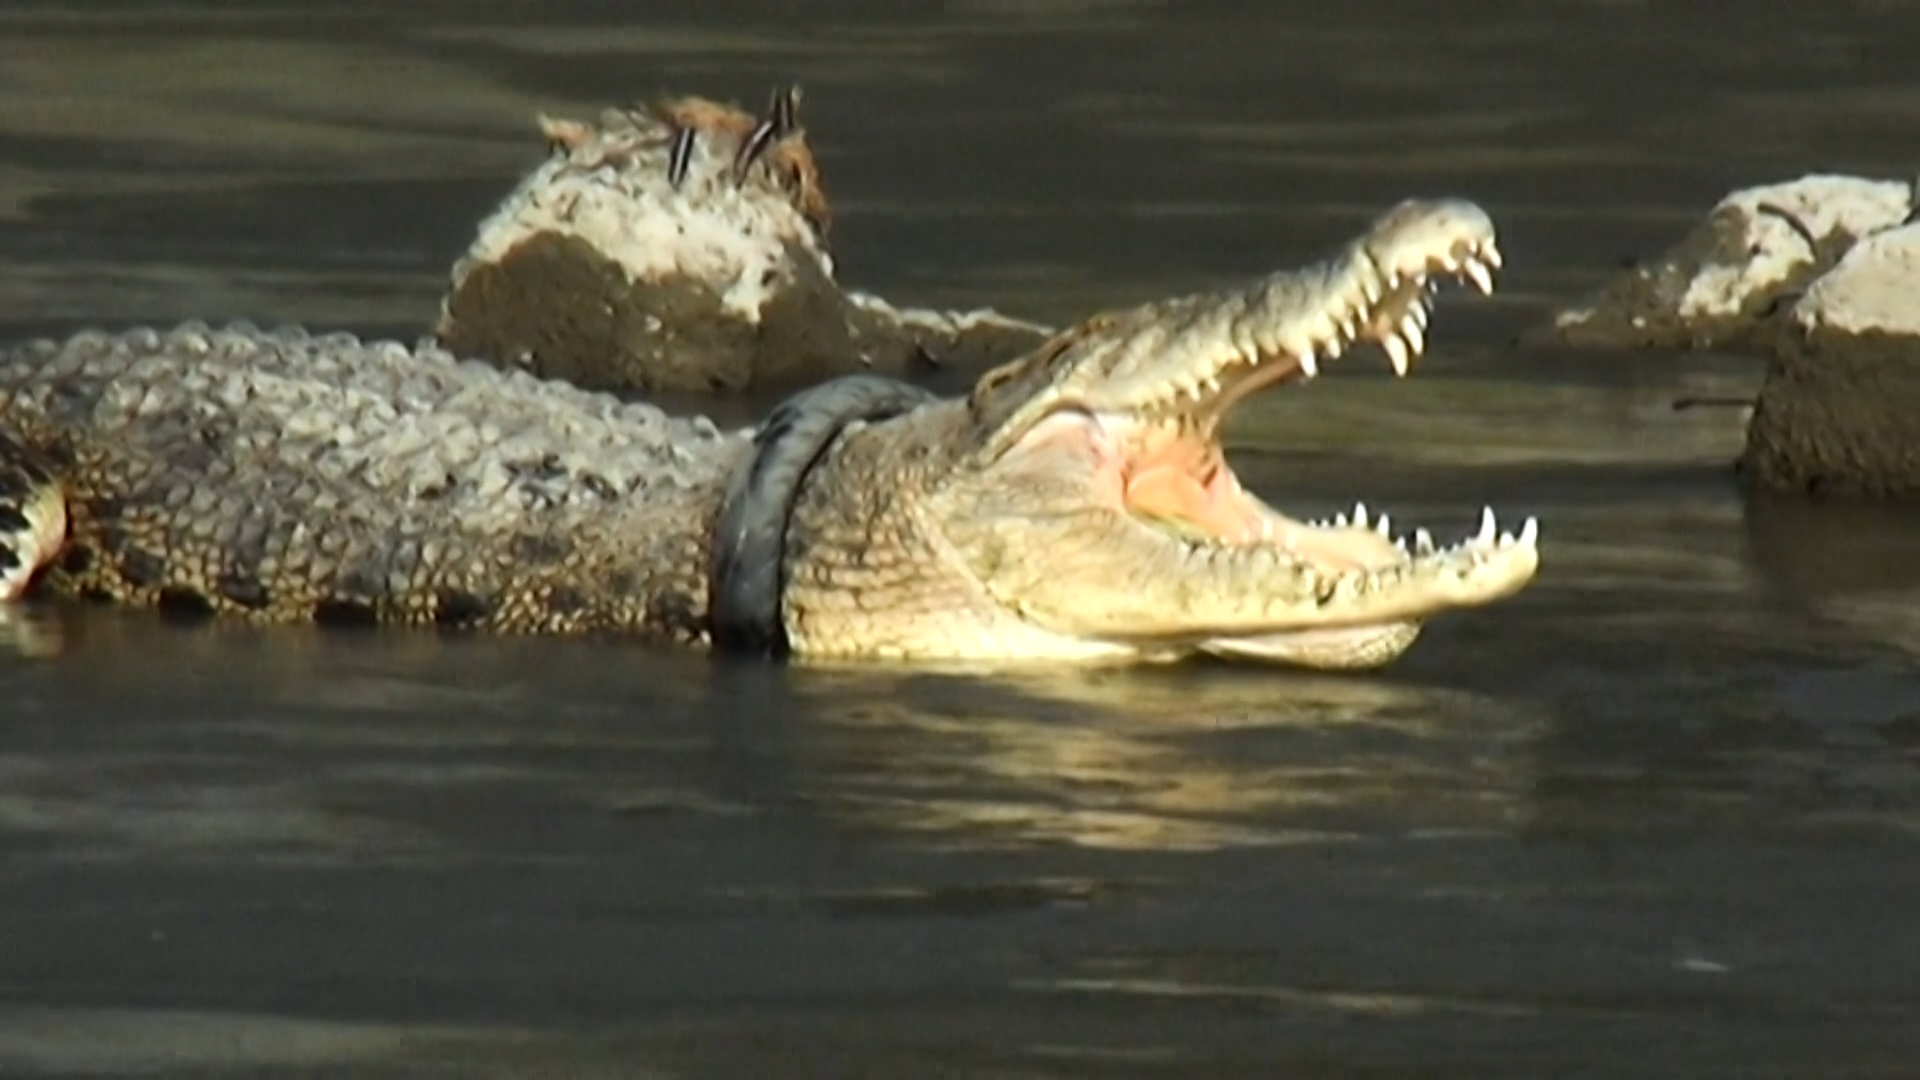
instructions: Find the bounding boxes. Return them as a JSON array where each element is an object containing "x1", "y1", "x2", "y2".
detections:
[
  {"x1": 1742, "y1": 223, "x2": 1920, "y2": 497},
  {"x1": 1792, "y1": 221, "x2": 1920, "y2": 337},
  {"x1": 435, "y1": 90, "x2": 1049, "y2": 395},
  {"x1": 1549, "y1": 174, "x2": 1914, "y2": 351}
]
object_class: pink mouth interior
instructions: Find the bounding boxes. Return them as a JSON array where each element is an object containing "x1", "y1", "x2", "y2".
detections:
[{"x1": 1011, "y1": 412, "x2": 1397, "y2": 573}]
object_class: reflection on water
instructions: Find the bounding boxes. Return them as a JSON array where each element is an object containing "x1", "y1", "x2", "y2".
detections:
[
  {"x1": 791, "y1": 668, "x2": 1543, "y2": 851},
  {"x1": 4, "y1": 0, "x2": 1920, "y2": 1075}
]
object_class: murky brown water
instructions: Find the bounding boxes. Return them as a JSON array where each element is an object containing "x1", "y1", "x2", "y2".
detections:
[{"x1": 3, "y1": 2, "x2": 1919, "y2": 1076}]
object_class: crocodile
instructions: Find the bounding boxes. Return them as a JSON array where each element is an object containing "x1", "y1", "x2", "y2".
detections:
[
  {"x1": 436, "y1": 85, "x2": 1050, "y2": 396},
  {"x1": 0, "y1": 198, "x2": 1537, "y2": 669}
]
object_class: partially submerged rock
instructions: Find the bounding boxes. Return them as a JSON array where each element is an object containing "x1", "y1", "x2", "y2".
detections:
[
  {"x1": 436, "y1": 89, "x2": 1048, "y2": 395},
  {"x1": 1550, "y1": 174, "x2": 1914, "y2": 351},
  {"x1": 1742, "y1": 223, "x2": 1920, "y2": 497},
  {"x1": 1536, "y1": 171, "x2": 1920, "y2": 498}
]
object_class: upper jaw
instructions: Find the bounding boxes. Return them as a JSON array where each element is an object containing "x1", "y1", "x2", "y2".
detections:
[
  {"x1": 971, "y1": 199, "x2": 1502, "y2": 463},
  {"x1": 1086, "y1": 197, "x2": 1503, "y2": 420}
]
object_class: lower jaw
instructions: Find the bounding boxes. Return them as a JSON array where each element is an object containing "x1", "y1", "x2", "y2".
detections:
[{"x1": 1197, "y1": 622, "x2": 1423, "y2": 670}]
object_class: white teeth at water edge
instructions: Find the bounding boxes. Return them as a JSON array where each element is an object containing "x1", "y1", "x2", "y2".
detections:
[
  {"x1": 1309, "y1": 504, "x2": 1539, "y2": 560},
  {"x1": 1466, "y1": 505, "x2": 1538, "y2": 552}
]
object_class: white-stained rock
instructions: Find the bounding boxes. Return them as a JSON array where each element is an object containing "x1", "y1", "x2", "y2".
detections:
[
  {"x1": 449, "y1": 105, "x2": 833, "y2": 326},
  {"x1": 1549, "y1": 172, "x2": 1914, "y2": 351},
  {"x1": 434, "y1": 92, "x2": 1049, "y2": 395},
  {"x1": 1677, "y1": 175, "x2": 1910, "y2": 321},
  {"x1": 1792, "y1": 222, "x2": 1920, "y2": 337}
]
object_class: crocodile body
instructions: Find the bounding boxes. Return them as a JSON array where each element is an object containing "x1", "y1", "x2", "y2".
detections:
[{"x1": 0, "y1": 199, "x2": 1539, "y2": 669}]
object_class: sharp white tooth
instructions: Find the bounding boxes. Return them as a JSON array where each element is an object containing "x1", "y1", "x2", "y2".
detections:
[
  {"x1": 1414, "y1": 527, "x2": 1434, "y2": 555},
  {"x1": 1298, "y1": 351, "x2": 1318, "y2": 377},
  {"x1": 1409, "y1": 301, "x2": 1430, "y2": 330},
  {"x1": 1519, "y1": 516, "x2": 1538, "y2": 546},
  {"x1": 1382, "y1": 333, "x2": 1411, "y2": 376},
  {"x1": 1352, "y1": 502, "x2": 1368, "y2": 528},
  {"x1": 1401, "y1": 317, "x2": 1425, "y2": 356},
  {"x1": 1375, "y1": 513, "x2": 1391, "y2": 537},
  {"x1": 1394, "y1": 537, "x2": 1408, "y2": 555},
  {"x1": 1479, "y1": 241, "x2": 1503, "y2": 269},
  {"x1": 1464, "y1": 259, "x2": 1495, "y2": 295},
  {"x1": 1475, "y1": 506, "x2": 1496, "y2": 545},
  {"x1": 1333, "y1": 513, "x2": 1348, "y2": 527},
  {"x1": 1232, "y1": 323, "x2": 1260, "y2": 365}
]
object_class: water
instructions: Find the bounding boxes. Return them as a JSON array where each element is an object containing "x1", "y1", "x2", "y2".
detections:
[{"x1": 3, "y1": 2, "x2": 1919, "y2": 1076}]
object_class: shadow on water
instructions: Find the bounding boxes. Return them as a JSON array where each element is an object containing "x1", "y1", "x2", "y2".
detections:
[{"x1": 3, "y1": 1, "x2": 1920, "y2": 1076}]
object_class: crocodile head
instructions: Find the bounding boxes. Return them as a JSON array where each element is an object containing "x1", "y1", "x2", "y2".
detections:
[{"x1": 784, "y1": 198, "x2": 1537, "y2": 669}]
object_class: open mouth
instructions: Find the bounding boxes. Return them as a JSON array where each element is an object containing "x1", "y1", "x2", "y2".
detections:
[
  {"x1": 996, "y1": 201, "x2": 1539, "y2": 665},
  {"x1": 1126, "y1": 212, "x2": 1527, "y2": 568}
]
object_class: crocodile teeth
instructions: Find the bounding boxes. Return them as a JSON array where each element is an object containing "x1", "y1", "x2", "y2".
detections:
[
  {"x1": 1383, "y1": 333, "x2": 1411, "y2": 376},
  {"x1": 1506, "y1": 516, "x2": 1538, "y2": 547},
  {"x1": 1409, "y1": 300, "x2": 1430, "y2": 331},
  {"x1": 1474, "y1": 505, "x2": 1496, "y2": 545},
  {"x1": 1298, "y1": 351, "x2": 1319, "y2": 378},
  {"x1": 1351, "y1": 502, "x2": 1369, "y2": 528},
  {"x1": 1401, "y1": 316, "x2": 1424, "y2": 356},
  {"x1": 1463, "y1": 259, "x2": 1495, "y2": 296},
  {"x1": 1414, "y1": 527, "x2": 1435, "y2": 555},
  {"x1": 1375, "y1": 513, "x2": 1391, "y2": 537}
]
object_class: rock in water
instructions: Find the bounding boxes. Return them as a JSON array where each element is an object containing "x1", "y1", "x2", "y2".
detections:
[
  {"x1": 1550, "y1": 174, "x2": 1913, "y2": 351},
  {"x1": 435, "y1": 94, "x2": 1048, "y2": 396},
  {"x1": 1744, "y1": 223, "x2": 1920, "y2": 497}
]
